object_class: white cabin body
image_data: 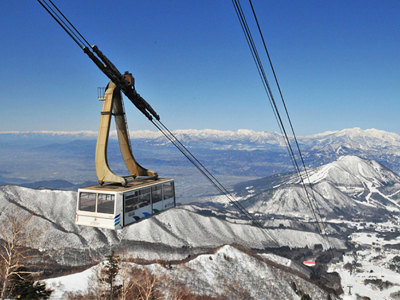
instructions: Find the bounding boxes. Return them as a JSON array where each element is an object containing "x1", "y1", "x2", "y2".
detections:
[{"x1": 75, "y1": 178, "x2": 175, "y2": 230}]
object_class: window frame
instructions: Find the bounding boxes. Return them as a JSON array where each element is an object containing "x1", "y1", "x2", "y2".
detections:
[{"x1": 78, "y1": 192, "x2": 115, "y2": 215}]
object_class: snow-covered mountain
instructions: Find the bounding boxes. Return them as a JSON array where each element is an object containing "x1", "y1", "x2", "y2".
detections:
[
  {"x1": 303, "y1": 127, "x2": 400, "y2": 149},
  {"x1": 165, "y1": 127, "x2": 400, "y2": 152},
  {"x1": 0, "y1": 129, "x2": 286, "y2": 150},
  {"x1": 153, "y1": 129, "x2": 286, "y2": 149},
  {"x1": 237, "y1": 155, "x2": 400, "y2": 222},
  {"x1": 300, "y1": 128, "x2": 400, "y2": 173},
  {"x1": 0, "y1": 185, "x2": 343, "y2": 267},
  {"x1": 3, "y1": 127, "x2": 400, "y2": 149}
]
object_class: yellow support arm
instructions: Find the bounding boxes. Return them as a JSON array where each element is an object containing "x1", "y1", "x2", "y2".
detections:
[{"x1": 95, "y1": 81, "x2": 158, "y2": 186}]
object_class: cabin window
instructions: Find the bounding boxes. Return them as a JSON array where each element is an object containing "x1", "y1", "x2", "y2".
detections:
[
  {"x1": 125, "y1": 192, "x2": 139, "y2": 213},
  {"x1": 139, "y1": 188, "x2": 151, "y2": 208},
  {"x1": 152, "y1": 185, "x2": 162, "y2": 204},
  {"x1": 79, "y1": 192, "x2": 96, "y2": 212},
  {"x1": 97, "y1": 194, "x2": 115, "y2": 214},
  {"x1": 163, "y1": 182, "x2": 174, "y2": 200}
]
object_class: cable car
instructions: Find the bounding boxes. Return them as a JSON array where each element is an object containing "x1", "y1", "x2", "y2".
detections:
[
  {"x1": 76, "y1": 178, "x2": 175, "y2": 230},
  {"x1": 74, "y1": 74, "x2": 176, "y2": 230}
]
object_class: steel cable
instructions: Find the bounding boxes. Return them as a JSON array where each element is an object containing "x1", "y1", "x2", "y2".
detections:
[
  {"x1": 38, "y1": 0, "x2": 87, "y2": 48},
  {"x1": 247, "y1": 0, "x2": 331, "y2": 250},
  {"x1": 231, "y1": 0, "x2": 332, "y2": 250}
]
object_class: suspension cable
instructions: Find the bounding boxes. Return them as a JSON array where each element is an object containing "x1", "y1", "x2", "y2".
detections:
[
  {"x1": 46, "y1": 0, "x2": 92, "y2": 48},
  {"x1": 247, "y1": 0, "x2": 331, "y2": 246},
  {"x1": 231, "y1": 0, "x2": 332, "y2": 251},
  {"x1": 37, "y1": 0, "x2": 88, "y2": 48}
]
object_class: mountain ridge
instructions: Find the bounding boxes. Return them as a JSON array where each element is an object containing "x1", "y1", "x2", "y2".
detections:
[
  {"x1": 3, "y1": 127, "x2": 400, "y2": 154},
  {"x1": 2, "y1": 127, "x2": 400, "y2": 145},
  {"x1": 237, "y1": 155, "x2": 400, "y2": 222}
]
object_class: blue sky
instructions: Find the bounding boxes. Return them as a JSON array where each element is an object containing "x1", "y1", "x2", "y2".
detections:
[{"x1": 1, "y1": 0, "x2": 399, "y2": 135}]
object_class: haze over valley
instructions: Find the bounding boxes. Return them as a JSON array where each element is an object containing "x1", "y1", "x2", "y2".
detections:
[{"x1": 3, "y1": 127, "x2": 400, "y2": 202}]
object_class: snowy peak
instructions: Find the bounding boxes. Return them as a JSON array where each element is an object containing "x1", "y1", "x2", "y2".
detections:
[
  {"x1": 305, "y1": 155, "x2": 399, "y2": 187},
  {"x1": 240, "y1": 155, "x2": 400, "y2": 221},
  {"x1": 304, "y1": 127, "x2": 400, "y2": 149},
  {"x1": 157, "y1": 129, "x2": 286, "y2": 149}
]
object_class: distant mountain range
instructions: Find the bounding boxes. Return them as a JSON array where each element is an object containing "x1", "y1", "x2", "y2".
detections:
[
  {"x1": 2, "y1": 127, "x2": 400, "y2": 196},
  {"x1": 2, "y1": 127, "x2": 400, "y2": 149}
]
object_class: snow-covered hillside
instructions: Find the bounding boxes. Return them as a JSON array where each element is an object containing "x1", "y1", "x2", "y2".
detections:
[
  {"x1": 0, "y1": 185, "x2": 343, "y2": 266},
  {"x1": 45, "y1": 244, "x2": 340, "y2": 300},
  {"x1": 239, "y1": 156, "x2": 400, "y2": 221},
  {"x1": 303, "y1": 155, "x2": 399, "y2": 186},
  {"x1": 329, "y1": 226, "x2": 400, "y2": 300}
]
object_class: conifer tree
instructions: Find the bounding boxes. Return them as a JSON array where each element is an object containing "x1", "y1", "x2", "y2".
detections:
[{"x1": 102, "y1": 250, "x2": 120, "y2": 300}]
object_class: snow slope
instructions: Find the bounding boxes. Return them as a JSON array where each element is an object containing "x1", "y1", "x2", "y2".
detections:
[
  {"x1": 0, "y1": 185, "x2": 344, "y2": 266},
  {"x1": 240, "y1": 155, "x2": 400, "y2": 220},
  {"x1": 304, "y1": 156, "x2": 400, "y2": 187},
  {"x1": 329, "y1": 232, "x2": 400, "y2": 300},
  {"x1": 45, "y1": 245, "x2": 340, "y2": 300}
]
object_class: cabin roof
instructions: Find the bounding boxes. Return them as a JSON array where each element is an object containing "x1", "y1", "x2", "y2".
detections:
[{"x1": 80, "y1": 177, "x2": 173, "y2": 192}]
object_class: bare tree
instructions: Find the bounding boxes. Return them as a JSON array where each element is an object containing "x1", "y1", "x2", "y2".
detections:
[
  {"x1": 126, "y1": 266, "x2": 163, "y2": 300},
  {"x1": 116, "y1": 252, "x2": 135, "y2": 300},
  {"x1": 90, "y1": 263, "x2": 109, "y2": 300},
  {"x1": 0, "y1": 208, "x2": 48, "y2": 299},
  {"x1": 165, "y1": 282, "x2": 195, "y2": 300}
]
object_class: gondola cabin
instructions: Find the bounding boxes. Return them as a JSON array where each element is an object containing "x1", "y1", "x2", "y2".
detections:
[{"x1": 75, "y1": 178, "x2": 175, "y2": 230}]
